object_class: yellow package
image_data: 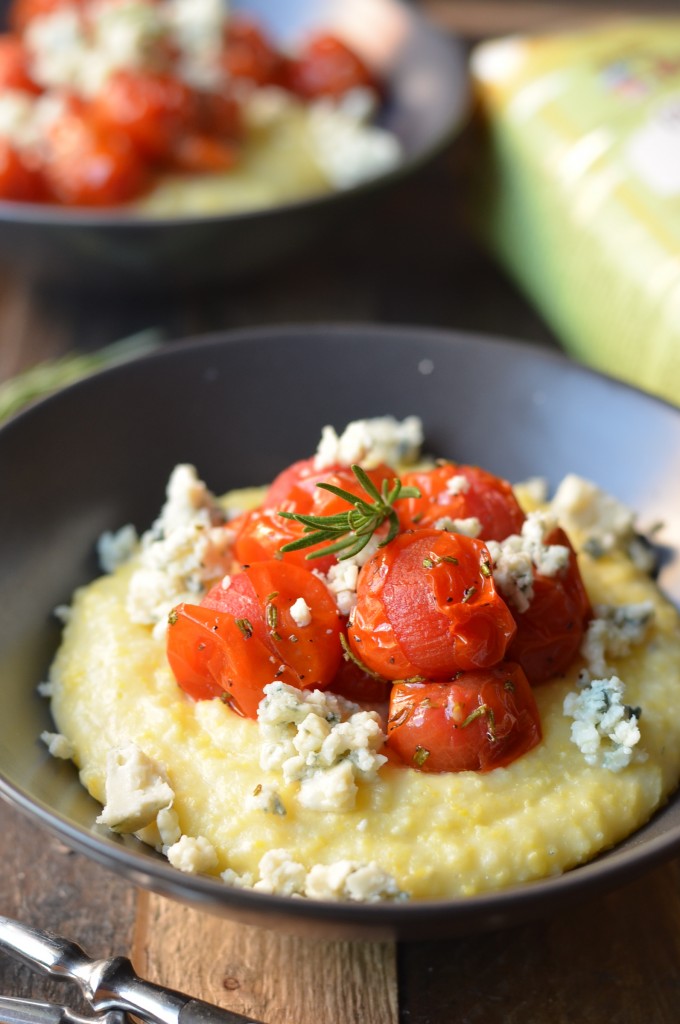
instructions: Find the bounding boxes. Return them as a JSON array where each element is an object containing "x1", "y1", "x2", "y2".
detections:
[{"x1": 471, "y1": 19, "x2": 680, "y2": 406}]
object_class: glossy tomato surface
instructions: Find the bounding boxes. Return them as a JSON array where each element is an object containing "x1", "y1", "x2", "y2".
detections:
[
  {"x1": 168, "y1": 560, "x2": 342, "y2": 718},
  {"x1": 398, "y1": 463, "x2": 526, "y2": 541},
  {"x1": 386, "y1": 663, "x2": 542, "y2": 772},
  {"x1": 349, "y1": 529, "x2": 516, "y2": 680}
]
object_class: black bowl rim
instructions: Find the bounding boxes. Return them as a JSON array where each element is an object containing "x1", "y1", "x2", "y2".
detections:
[{"x1": 3, "y1": 321, "x2": 680, "y2": 937}]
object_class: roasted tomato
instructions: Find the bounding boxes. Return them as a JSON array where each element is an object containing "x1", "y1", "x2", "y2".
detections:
[
  {"x1": 398, "y1": 463, "x2": 526, "y2": 542},
  {"x1": 233, "y1": 459, "x2": 398, "y2": 572},
  {"x1": 223, "y1": 16, "x2": 285, "y2": 86},
  {"x1": 386, "y1": 663, "x2": 542, "y2": 772},
  {"x1": 286, "y1": 33, "x2": 378, "y2": 98},
  {"x1": 0, "y1": 34, "x2": 41, "y2": 93},
  {"x1": 91, "y1": 70, "x2": 195, "y2": 164},
  {"x1": 507, "y1": 527, "x2": 592, "y2": 685},
  {"x1": 42, "y1": 100, "x2": 147, "y2": 206},
  {"x1": 0, "y1": 139, "x2": 45, "y2": 201},
  {"x1": 167, "y1": 560, "x2": 342, "y2": 718},
  {"x1": 348, "y1": 529, "x2": 516, "y2": 680}
]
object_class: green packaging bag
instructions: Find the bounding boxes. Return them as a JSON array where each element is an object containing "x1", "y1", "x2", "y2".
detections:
[{"x1": 471, "y1": 19, "x2": 680, "y2": 406}]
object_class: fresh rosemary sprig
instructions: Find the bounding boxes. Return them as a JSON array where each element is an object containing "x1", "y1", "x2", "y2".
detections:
[{"x1": 279, "y1": 464, "x2": 420, "y2": 560}]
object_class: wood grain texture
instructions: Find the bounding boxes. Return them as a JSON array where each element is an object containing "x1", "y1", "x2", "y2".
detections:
[{"x1": 132, "y1": 892, "x2": 398, "y2": 1024}]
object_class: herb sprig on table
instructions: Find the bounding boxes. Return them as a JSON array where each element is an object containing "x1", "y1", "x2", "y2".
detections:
[{"x1": 0, "y1": 328, "x2": 163, "y2": 425}]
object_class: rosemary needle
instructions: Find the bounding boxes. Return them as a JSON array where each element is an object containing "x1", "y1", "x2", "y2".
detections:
[{"x1": 279, "y1": 464, "x2": 420, "y2": 560}]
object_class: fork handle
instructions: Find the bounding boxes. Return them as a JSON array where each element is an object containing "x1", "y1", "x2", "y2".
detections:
[{"x1": 88, "y1": 958, "x2": 260, "y2": 1024}]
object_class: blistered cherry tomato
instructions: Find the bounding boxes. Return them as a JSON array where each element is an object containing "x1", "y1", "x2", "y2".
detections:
[
  {"x1": 349, "y1": 529, "x2": 516, "y2": 680},
  {"x1": 286, "y1": 33, "x2": 377, "y2": 99},
  {"x1": 0, "y1": 139, "x2": 45, "y2": 200},
  {"x1": 43, "y1": 103, "x2": 147, "y2": 205},
  {"x1": 167, "y1": 561, "x2": 342, "y2": 718},
  {"x1": 91, "y1": 70, "x2": 194, "y2": 163},
  {"x1": 234, "y1": 459, "x2": 398, "y2": 572},
  {"x1": 398, "y1": 463, "x2": 525, "y2": 542},
  {"x1": 0, "y1": 34, "x2": 41, "y2": 93},
  {"x1": 223, "y1": 17, "x2": 285, "y2": 86},
  {"x1": 507, "y1": 527, "x2": 592, "y2": 685},
  {"x1": 386, "y1": 663, "x2": 541, "y2": 772}
]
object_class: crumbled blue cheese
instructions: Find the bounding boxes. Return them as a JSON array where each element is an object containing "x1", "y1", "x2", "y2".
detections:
[
  {"x1": 307, "y1": 88, "x2": 402, "y2": 190},
  {"x1": 126, "y1": 464, "x2": 234, "y2": 637},
  {"x1": 95, "y1": 742, "x2": 174, "y2": 833},
  {"x1": 581, "y1": 602, "x2": 655, "y2": 678},
  {"x1": 245, "y1": 783, "x2": 287, "y2": 816},
  {"x1": 249, "y1": 848, "x2": 405, "y2": 901},
  {"x1": 315, "y1": 531, "x2": 383, "y2": 616},
  {"x1": 563, "y1": 676, "x2": 644, "y2": 772},
  {"x1": 551, "y1": 475, "x2": 635, "y2": 557},
  {"x1": 167, "y1": 834, "x2": 219, "y2": 874},
  {"x1": 486, "y1": 511, "x2": 570, "y2": 613},
  {"x1": 314, "y1": 415, "x2": 423, "y2": 471},
  {"x1": 257, "y1": 682, "x2": 387, "y2": 812},
  {"x1": 164, "y1": 0, "x2": 226, "y2": 90},
  {"x1": 97, "y1": 523, "x2": 139, "y2": 573},
  {"x1": 40, "y1": 730, "x2": 75, "y2": 760},
  {"x1": 444, "y1": 474, "x2": 470, "y2": 496},
  {"x1": 434, "y1": 515, "x2": 482, "y2": 538},
  {"x1": 290, "y1": 597, "x2": 312, "y2": 628},
  {"x1": 23, "y1": 0, "x2": 230, "y2": 98}
]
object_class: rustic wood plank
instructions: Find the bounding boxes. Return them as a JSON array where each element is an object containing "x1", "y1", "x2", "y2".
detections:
[
  {"x1": 398, "y1": 859, "x2": 680, "y2": 1024},
  {"x1": 131, "y1": 892, "x2": 398, "y2": 1024},
  {"x1": 0, "y1": 801, "x2": 137, "y2": 1007}
]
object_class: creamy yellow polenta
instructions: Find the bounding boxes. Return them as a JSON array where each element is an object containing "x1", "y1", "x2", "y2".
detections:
[{"x1": 48, "y1": 538, "x2": 680, "y2": 900}]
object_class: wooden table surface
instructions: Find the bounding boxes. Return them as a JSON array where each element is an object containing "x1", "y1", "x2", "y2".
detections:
[{"x1": 2, "y1": 3, "x2": 680, "y2": 1022}]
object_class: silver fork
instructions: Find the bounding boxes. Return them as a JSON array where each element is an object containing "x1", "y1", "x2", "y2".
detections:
[{"x1": 0, "y1": 917, "x2": 262, "y2": 1024}]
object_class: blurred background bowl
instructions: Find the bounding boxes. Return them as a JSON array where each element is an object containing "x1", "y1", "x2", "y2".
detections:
[
  {"x1": 0, "y1": 0, "x2": 469, "y2": 290},
  {"x1": 2, "y1": 324, "x2": 680, "y2": 940}
]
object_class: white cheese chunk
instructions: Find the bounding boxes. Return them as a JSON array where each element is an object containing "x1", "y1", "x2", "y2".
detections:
[
  {"x1": 96, "y1": 743, "x2": 174, "y2": 833},
  {"x1": 167, "y1": 834, "x2": 219, "y2": 874},
  {"x1": 551, "y1": 474, "x2": 635, "y2": 555},
  {"x1": 290, "y1": 597, "x2": 312, "y2": 628},
  {"x1": 41, "y1": 731, "x2": 75, "y2": 760},
  {"x1": 257, "y1": 682, "x2": 387, "y2": 811},
  {"x1": 314, "y1": 415, "x2": 423, "y2": 471},
  {"x1": 581, "y1": 602, "x2": 655, "y2": 678},
  {"x1": 126, "y1": 464, "x2": 234, "y2": 635},
  {"x1": 563, "y1": 675, "x2": 644, "y2": 772},
  {"x1": 308, "y1": 89, "x2": 402, "y2": 190},
  {"x1": 486, "y1": 510, "x2": 570, "y2": 612}
]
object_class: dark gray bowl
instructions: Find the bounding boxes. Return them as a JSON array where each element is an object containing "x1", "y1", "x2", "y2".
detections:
[
  {"x1": 0, "y1": 0, "x2": 468, "y2": 289},
  {"x1": 2, "y1": 324, "x2": 680, "y2": 940}
]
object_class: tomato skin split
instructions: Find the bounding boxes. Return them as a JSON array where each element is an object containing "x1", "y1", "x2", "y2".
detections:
[
  {"x1": 348, "y1": 529, "x2": 516, "y2": 680},
  {"x1": 386, "y1": 663, "x2": 542, "y2": 773}
]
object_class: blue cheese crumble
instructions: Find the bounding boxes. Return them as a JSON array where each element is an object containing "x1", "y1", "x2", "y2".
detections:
[
  {"x1": 563, "y1": 676, "x2": 644, "y2": 772},
  {"x1": 96, "y1": 742, "x2": 174, "y2": 833},
  {"x1": 257, "y1": 682, "x2": 387, "y2": 812},
  {"x1": 125, "y1": 464, "x2": 234, "y2": 637},
  {"x1": 581, "y1": 602, "x2": 655, "y2": 678},
  {"x1": 243, "y1": 849, "x2": 405, "y2": 901},
  {"x1": 314, "y1": 414, "x2": 423, "y2": 471},
  {"x1": 486, "y1": 511, "x2": 571, "y2": 613}
]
